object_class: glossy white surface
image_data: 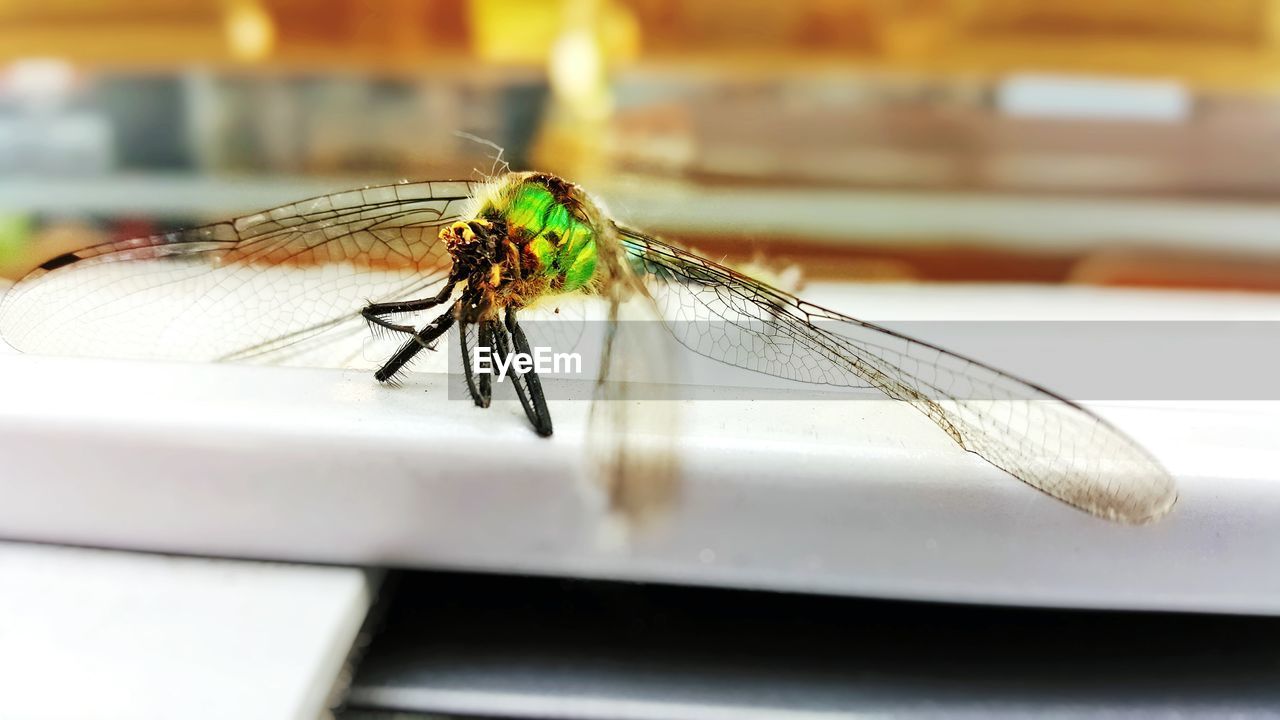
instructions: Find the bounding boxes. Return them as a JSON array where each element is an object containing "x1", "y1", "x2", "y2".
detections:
[
  {"x1": 0, "y1": 541, "x2": 373, "y2": 720},
  {"x1": 1, "y1": 283, "x2": 1277, "y2": 613}
]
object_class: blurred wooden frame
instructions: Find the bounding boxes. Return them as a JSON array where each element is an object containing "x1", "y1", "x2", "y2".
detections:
[
  {"x1": 4, "y1": 0, "x2": 1280, "y2": 88},
  {"x1": 0, "y1": 0, "x2": 469, "y2": 70}
]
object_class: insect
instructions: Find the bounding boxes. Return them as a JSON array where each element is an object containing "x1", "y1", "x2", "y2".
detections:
[{"x1": 0, "y1": 171, "x2": 1177, "y2": 523}]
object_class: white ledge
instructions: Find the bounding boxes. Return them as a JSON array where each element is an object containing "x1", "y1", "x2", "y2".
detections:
[{"x1": 2, "y1": 283, "x2": 1278, "y2": 614}]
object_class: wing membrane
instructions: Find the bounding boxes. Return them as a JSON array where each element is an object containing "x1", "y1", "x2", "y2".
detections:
[
  {"x1": 0, "y1": 181, "x2": 477, "y2": 367},
  {"x1": 618, "y1": 224, "x2": 1177, "y2": 523},
  {"x1": 0, "y1": 173, "x2": 1178, "y2": 522}
]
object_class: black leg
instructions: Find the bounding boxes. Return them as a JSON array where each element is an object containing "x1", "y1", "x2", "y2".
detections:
[
  {"x1": 489, "y1": 319, "x2": 551, "y2": 435},
  {"x1": 363, "y1": 277, "x2": 458, "y2": 335},
  {"x1": 459, "y1": 321, "x2": 492, "y2": 408},
  {"x1": 374, "y1": 302, "x2": 458, "y2": 383},
  {"x1": 476, "y1": 322, "x2": 494, "y2": 407},
  {"x1": 501, "y1": 306, "x2": 553, "y2": 437}
]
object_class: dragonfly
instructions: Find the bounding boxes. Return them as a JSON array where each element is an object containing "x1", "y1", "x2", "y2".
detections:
[{"x1": 0, "y1": 171, "x2": 1177, "y2": 523}]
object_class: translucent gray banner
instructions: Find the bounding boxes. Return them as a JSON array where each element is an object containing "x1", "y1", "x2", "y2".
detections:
[{"x1": 432, "y1": 321, "x2": 1280, "y2": 402}]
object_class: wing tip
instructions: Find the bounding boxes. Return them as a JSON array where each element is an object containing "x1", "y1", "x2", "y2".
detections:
[{"x1": 1084, "y1": 475, "x2": 1179, "y2": 525}]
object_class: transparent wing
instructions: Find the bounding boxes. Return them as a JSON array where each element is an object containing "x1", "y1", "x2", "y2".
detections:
[
  {"x1": 573, "y1": 219, "x2": 681, "y2": 529},
  {"x1": 618, "y1": 224, "x2": 1177, "y2": 523},
  {"x1": 0, "y1": 181, "x2": 477, "y2": 368},
  {"x1": 586, "y1": 287, "x2": 681, "y2": 528}
]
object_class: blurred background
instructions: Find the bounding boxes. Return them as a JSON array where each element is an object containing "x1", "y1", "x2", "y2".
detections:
[
  {"x1": 4, "y1": 0, "x2": 1280, "y2": 290},
  {"x1": 5, "y1": 10, "x2": 1280, "y2": 718}
]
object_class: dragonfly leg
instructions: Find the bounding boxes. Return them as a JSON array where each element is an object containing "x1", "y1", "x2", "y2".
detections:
[
  {"x1": 362, "y1": 276, "x2": 459, "y2": 336},
  {"x1": 498, "y1": 306, "x2": 553, "y2": 437},
  {"x1": 374, "y1": 301, "x2": 458, "y2": 383},
  {"x1": 458, "y1": 320, "x2": 493, "y2": 408}
]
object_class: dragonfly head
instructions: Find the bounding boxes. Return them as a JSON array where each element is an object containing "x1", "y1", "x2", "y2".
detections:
[
  {"x1": 442, "y1": 219, "x2": 499, "y2": 257},
  {"x1": 441, "y1": 217, "x2": 548, "y2": 314},
  {"x1": 441, "y1": 218, "x2": 507, "y2": 280}
]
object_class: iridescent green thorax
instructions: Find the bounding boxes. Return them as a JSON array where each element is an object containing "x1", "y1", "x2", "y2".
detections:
[{"x1": 482, "y1": 179, "x2": 598, "y2": 294}]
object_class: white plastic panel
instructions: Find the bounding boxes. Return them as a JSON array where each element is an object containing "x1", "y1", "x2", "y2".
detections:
[
  {"x1": 0, "y1": 541, "x2": 373, "y2": 720},
  {"x1": 1, "y1": 283, "x2": 1277, "y2": 614}
]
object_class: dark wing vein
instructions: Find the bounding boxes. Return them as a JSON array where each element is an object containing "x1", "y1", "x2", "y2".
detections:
[{"x1": 617, "y1": 224, "x2": 1176, "y2": 523}]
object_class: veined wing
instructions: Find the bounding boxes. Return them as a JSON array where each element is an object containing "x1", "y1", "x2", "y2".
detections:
[
  {"x1": 617, "y1": 225, "x2": 1177, "y2": 523},
  {"x1": 0, "y1": 181, "x2": 478, "y2": 368}
]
